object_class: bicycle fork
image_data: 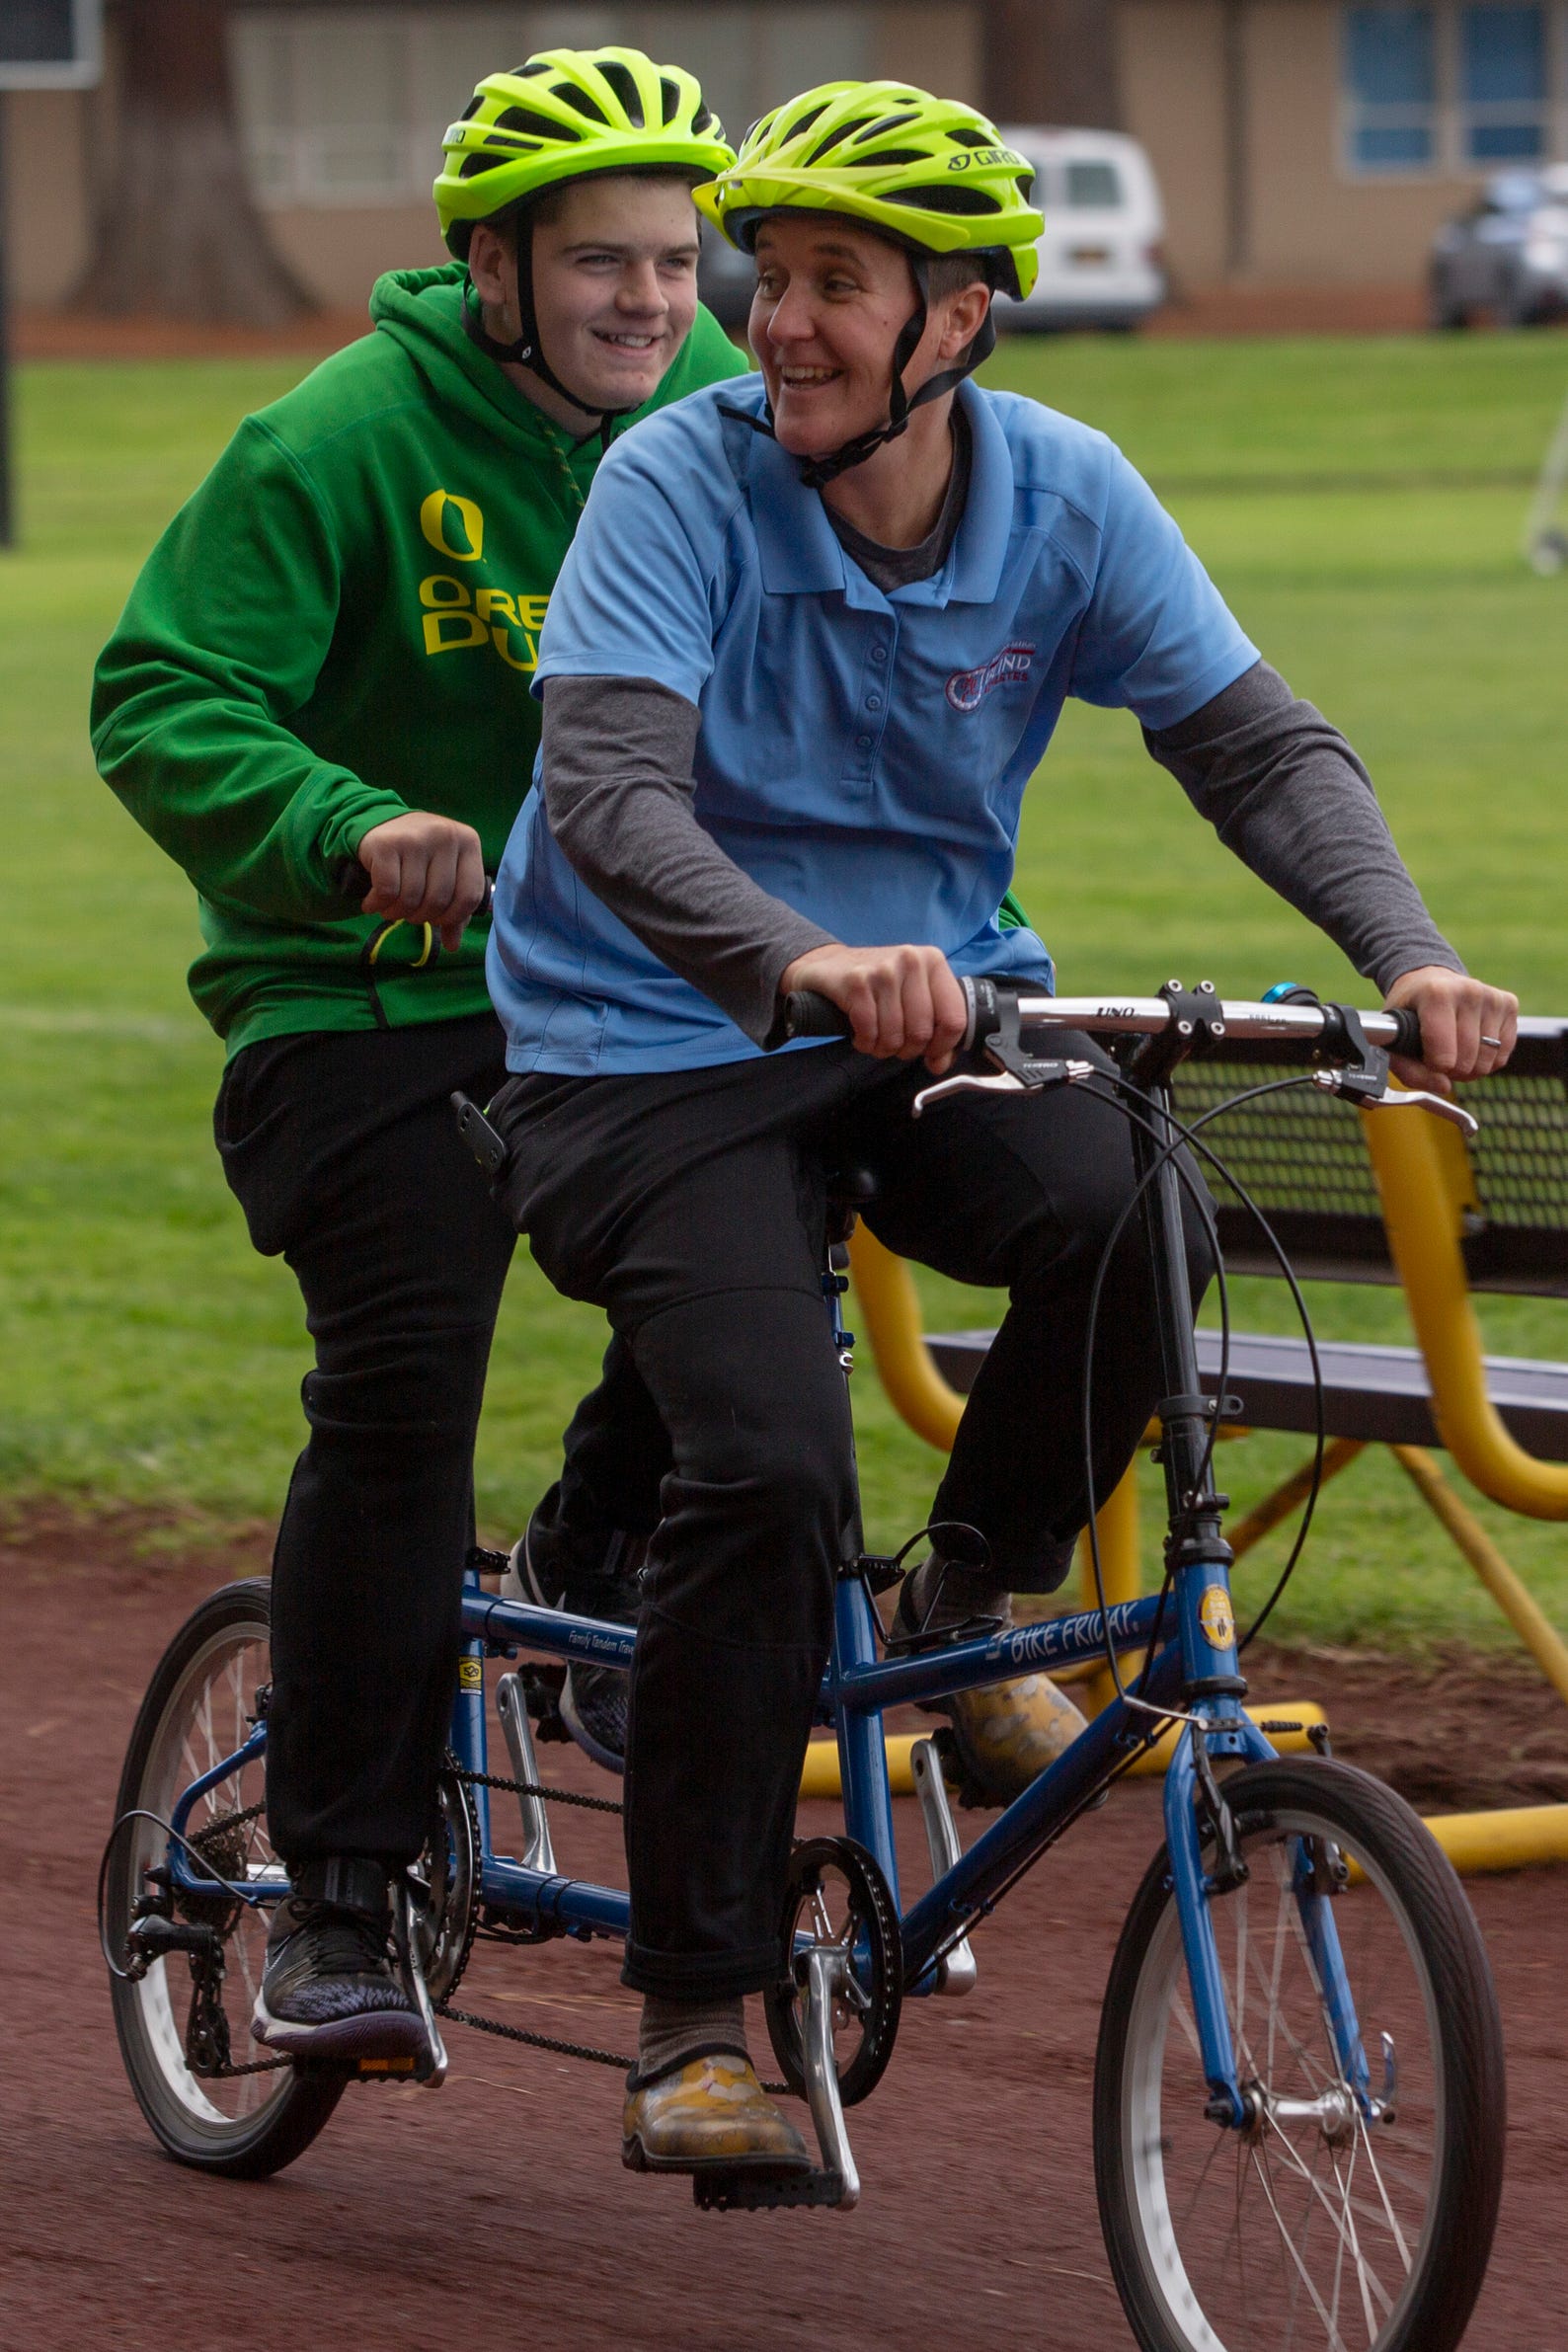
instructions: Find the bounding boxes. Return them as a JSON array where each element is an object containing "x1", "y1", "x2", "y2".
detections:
[{"x1": 1129, "y1": 1066, "x2": 1375, "y2": 2131}]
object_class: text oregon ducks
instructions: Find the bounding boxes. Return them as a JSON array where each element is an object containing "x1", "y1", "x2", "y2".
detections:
[{"x1": 418, "y1": 487, "x2": 548, "y2": 673}]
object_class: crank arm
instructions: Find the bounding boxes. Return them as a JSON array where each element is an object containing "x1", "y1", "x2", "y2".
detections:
[
  {"x1": 393, "y1": 1879, "x2": 448, "y2": 2086},
  {"x1": 801, "y1": 1947, "x2": 860, "y2": 2210},
  {"x1": 497, "y1": 1672, "x2": 558, "y2": 1874},
  {"x1": 1311, "y1": 1071, "x2": 1478, "y2": 1137},
  {"x1": 909, "y1": 1739, "x2": 976, "y2": 1995}
]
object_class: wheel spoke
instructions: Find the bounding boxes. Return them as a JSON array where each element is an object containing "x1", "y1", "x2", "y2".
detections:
[{"x1": 1098, "y1": 1769, "x2": 1494, "y2": 2352}]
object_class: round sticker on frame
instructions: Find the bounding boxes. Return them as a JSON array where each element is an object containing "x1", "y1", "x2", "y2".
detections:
[{"x1": 1198, "y1": 1585, "x2": 1235, "y2": 1651}]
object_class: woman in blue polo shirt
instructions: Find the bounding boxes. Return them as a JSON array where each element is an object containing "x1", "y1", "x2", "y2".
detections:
[{"x1": 485, "y1": 81, "x2": 1517, "y2": 2177}]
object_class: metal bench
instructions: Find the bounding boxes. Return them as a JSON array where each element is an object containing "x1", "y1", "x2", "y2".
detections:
[
  {"x1": 847, "y1": 1017, "x2": 1568, "y2": 1838},
  {"x1": 929, "y1": 1326, "x2": 1568, "y2": 1458}
]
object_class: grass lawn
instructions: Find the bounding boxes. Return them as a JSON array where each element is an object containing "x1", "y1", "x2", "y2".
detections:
[{"x1": 4, "y1": 328, "x2": 1568, "y2": 1652}]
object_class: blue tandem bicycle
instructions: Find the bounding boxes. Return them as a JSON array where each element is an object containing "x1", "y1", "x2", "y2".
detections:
[{"x1": 102, "y1": 979, "x2": 1506, "y2": 2352}]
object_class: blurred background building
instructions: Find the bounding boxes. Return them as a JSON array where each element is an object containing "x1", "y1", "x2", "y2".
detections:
[{"x1": 6, "y1": 0, "x2": 1568, "y2": 316}]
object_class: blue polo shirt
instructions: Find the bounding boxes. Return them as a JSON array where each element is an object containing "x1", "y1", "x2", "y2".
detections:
[{"x1": 488, "y1": 375, "x2": 1257, "y2": 1073}]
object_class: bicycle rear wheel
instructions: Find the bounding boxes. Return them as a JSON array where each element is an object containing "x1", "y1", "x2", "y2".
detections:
[
  {"x1": 1094, "y1": 1758, "x2": 1504, "y2": 2352},
  {"x1": 106, "y1": 1579, "x2": 345, "y2": 2177}
]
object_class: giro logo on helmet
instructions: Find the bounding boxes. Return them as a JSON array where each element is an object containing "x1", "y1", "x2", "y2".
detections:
[{"x1": 945, "y1": 642, "x2": 1036, "y2": 712}]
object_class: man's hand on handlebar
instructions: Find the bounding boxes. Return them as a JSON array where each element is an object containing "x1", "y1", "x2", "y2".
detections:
[
  {"x1": 352, "y1": 813, "x2": 488, "y2": 954},
  {"x1": 779, "y1": 942, "x2": 969, "y2": 1072},
  {"x1": 1383, "y1": 966, "x2": 1519, "y2": 1096}
]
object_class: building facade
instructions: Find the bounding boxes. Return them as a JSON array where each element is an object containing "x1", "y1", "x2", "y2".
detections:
[{"x1": 8, "y1": 0, "x2": 1568, "y2": 311}]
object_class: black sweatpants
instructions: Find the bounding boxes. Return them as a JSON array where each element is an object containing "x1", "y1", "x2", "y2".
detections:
[
  {"x1": 492, "y1": 1038, "x2": 1210, "y2": 1998},
  {"x1": 215, "y1": 1014, "x2": 665, "y2": 1872}
]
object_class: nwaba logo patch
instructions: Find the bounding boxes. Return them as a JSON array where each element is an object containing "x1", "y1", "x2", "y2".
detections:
[{"x1": 945, "y1": 641, "x2": 1036, "y2": 713}]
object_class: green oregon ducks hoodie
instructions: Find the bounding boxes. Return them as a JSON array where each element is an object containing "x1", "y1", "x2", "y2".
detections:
[{"x1": 90, "y1": 262, "x2": 748, "y2": 1055}]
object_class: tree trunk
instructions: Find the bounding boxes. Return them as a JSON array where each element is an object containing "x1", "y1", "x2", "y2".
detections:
[
  {"x1": 78, "y1": 0, "x2": 313, "y2": 323},
  {"x1": 983, "y1": 0, "x2": 1123, "y2": 132}
]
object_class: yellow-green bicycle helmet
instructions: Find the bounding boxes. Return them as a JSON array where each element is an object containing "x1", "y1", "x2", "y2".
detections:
[
  {"x1": 435, "y1": 47, "x2": 735, "y2": 431},
  {"x1": 435, "y1": 47, "x2": 735, "y2": 254},
  {"x1": 696, "y1": 79, "x2": 1040, "y2": 300},
  {"x1": 695, "y1": 81, "x2": 1041, "y2": 485}
]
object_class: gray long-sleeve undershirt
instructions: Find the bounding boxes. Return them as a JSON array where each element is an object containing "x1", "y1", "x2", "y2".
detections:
[{"x1": 540, "y1": 660, "x2": 1461, "y2": 1049}]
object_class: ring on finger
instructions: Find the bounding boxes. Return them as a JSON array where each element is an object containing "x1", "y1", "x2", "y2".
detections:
[{"x1": 1481, "y1": 1034, "x2": 1503, "y2": 1048}]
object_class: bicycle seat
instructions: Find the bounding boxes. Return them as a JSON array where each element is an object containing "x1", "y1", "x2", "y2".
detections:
[
  {"x1": 826, "y1": 1163, "x2": 879, "y2": 1209},
  {"x1": 825, "y1": 1164, "x2": 879, "y2": 1248}
]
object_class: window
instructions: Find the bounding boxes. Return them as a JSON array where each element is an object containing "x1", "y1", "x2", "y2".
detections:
[
  {"x1": 230, "y1": 4, "x2": 875, "y2": 208},
  {"x1": 1341, "y1": 3, "x2": 1568, "y2": 175},
  {"x1": 1344, "y1": 7, "x2": 1439, "y2": 170},
  {"x1": 1459, "y1": 5, "x2": 1546, "y2": 159},
  {"x1": 1064, "y1": 159, "x2": 1123, "y2": 207}
]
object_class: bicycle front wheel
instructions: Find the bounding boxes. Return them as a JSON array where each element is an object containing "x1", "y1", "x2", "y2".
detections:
[
  {"x1": 106, "y1": 1579, "x2": 345, "y2": 2177},
  {"x1": 1094, "y1": 1758, "x2": 1504, "y2": 2352}
]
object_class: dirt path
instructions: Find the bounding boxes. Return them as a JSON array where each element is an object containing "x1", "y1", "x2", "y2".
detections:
[{"x1": 3, "y1": 1507, "x2": 1564, "y2": 2352}]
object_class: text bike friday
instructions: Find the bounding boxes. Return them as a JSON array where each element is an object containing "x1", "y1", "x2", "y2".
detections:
[{"x1": 104, "y1": 979, "x2": 1507, "y2": 2352}]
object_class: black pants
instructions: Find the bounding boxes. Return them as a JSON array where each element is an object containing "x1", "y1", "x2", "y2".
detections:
[
  {"x1": 215, "y1": 1017, "x2": 517, "y2": 1869},
  {"x1": 492, "y1": 1039, "x2": 1210, "y2": 1998}
]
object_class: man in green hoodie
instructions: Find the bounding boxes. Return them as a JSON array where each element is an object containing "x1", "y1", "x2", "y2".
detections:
[{"x1": 91, "y1": 46, "x2": 745, "y2": 2066}]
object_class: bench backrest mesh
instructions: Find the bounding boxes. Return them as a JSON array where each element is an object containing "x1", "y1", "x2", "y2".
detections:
[{"x1": 1167, "y1": 1018, "x2": 1568, "y2": 1296}]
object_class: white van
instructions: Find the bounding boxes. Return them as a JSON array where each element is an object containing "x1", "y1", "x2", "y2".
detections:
[{"x1": 996, "y1": 127, "x2": 1166, "y2": 331}]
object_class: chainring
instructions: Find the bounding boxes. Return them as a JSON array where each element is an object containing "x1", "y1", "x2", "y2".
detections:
[
  {"x1": 763, "y1": 1834, "x2": 902, "y2": 2108},
  {"x1": 412, "y1": 1761, "x2": 480, "y2": 2003}
]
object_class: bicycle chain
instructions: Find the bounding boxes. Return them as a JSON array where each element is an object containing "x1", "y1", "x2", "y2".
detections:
[
  {"x1": 186, "y1": 1767, "x2": 627, "y2": 2079},
  {"x1": 433, "y1": 1999, "x2": 788, "y2": 2095},
  {"x1": 435, "y1": 1999, "x2": 636, "y2": 2073},
  {"x1": 452, "y1": 1764, "x2": 622, "y2": 1816}
]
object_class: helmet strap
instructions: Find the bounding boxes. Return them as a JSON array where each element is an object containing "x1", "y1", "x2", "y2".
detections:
[
  {"x1": 725, "y1": 254, "x2": 997, "y2": 492},
  {"x1": 461, "y1": 227, "x2": 638, "y2": 453}
]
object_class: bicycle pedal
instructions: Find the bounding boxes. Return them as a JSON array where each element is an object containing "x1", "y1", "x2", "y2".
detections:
[
  {"x1": 345, "y1": 2054, "x2": 423, "y2": 2082},
  {"x1": 692, "y1": 2167, "x2": 845, "y2": 2214},
  {"x1": 519, "y1": 1661, "x2": 572, "y2": 1744}
]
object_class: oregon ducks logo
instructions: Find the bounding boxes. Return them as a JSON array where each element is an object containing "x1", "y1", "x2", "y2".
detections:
[
  {"x1": 416, "y1": 489, "x2": 548, "y2": 668},
  {"x1": 420, "y1": 488, "x2": 485, "y2": 562}
]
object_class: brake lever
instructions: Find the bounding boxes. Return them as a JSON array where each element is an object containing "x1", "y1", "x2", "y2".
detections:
[
  {"x1": 1311, "y1": 1069, "x2": 1479, "y2": 1137},
  {"x1": 912, "y1": 1058, "x2": 1096, "y2": 1119}
]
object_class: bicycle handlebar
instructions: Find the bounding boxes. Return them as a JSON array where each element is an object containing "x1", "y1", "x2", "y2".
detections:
[
  {"x1": 332, "y1": 858, "x2": 495, "y2": 920},
  {"x1": 776, "y1": 980, "x2": 1424, "y2": 1062}
]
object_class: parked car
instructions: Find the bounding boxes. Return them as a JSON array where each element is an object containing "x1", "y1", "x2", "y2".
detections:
[
  {"x1": 995, "y1": 126, "x2": 1166, "y2": 332},
  {"x1": 697, "y1": 123, "x2": 1167, "y2": 340},
  {"x1": 1430, "y1": 168, "x2": 1568, "y2": 329}
]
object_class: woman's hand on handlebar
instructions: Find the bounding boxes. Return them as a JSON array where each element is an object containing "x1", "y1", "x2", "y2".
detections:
[
  {"x1": 1383, "y1": 966, "x2": 1519, "y2": 1095},
  {"x1": 779, "y1": 942, "x2": 969, "y2": 1072},
  {"x1": 352, "y1": 813, "x2": 488, "y2": 953}
]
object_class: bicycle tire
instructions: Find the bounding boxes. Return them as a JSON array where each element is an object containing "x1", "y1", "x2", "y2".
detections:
[
  {"x1": 107, "y1": 1579, "x2": 345, "y2": 2177},
  {"x1": 1094, "y1": 1757, "x2": 1505, "y2": 2352}
]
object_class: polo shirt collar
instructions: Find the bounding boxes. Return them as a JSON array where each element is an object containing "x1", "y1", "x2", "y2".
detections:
[{"x1": 745, "y1": 376, "x2": 1015, "y2": 609}]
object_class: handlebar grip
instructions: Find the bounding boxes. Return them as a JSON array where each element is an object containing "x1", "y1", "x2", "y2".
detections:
[
  {"x1": 777, "y1": 989, "x2": 855, "y2": 1042},
  {"x1": 330, "y1": 859, "x2": 495, "y2": 918},
  {"x1": 333, "y1": 855, "x2": 370, "y2": 908},
  {"x1": 1385, "y1": 1006, "x2": 1424, "y2": 1060}
]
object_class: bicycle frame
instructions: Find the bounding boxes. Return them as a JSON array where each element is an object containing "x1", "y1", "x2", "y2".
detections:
[{"x1": 162, "y1": 1055, "x2": 1375, "y2": 2135}]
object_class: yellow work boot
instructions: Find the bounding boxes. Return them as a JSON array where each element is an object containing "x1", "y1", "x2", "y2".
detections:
[
  {"x1": 946, "y1": 1669, "x2": 1087, "y2": 1804},
  {"x1": 622, "y1": 2052, "x2": 814, "y2": 2177},
  {"x1": 892, "y1": 1554, "x2": 1087, "y2": 1805}
]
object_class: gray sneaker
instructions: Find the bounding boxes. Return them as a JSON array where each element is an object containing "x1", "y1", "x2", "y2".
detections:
[
  {"x1": 560, "y1": 1664, "x2": 630, "y2": 1775},
  {"x1": 252, "y1": 1870, "x2": 426, "y2": 2064},
  {"x1": 503, "y1": 1488, "x2": 642, "y2": 1774}
]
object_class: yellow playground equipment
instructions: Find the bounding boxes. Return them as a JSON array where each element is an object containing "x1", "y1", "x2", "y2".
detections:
[{"x1": 805, "y1": 1043, "x2": 1568, "y2": 1877}]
